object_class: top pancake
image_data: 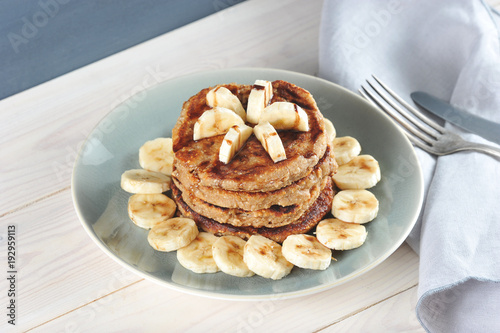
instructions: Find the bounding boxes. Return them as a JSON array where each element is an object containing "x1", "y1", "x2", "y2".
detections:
[{"x1": 172, "y1": 80, "x2": 327, "y2": 192}]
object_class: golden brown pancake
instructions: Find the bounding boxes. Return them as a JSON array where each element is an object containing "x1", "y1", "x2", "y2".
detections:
[
  {"x1": 174, "y1": 145, "x2": 335, "y2": 210},
  {"x1": 172, "y1": 80, "x2": 328, "y2": 192},
  {"x1": 172, "y1": 177, "x2": 334, "y2": 243}
]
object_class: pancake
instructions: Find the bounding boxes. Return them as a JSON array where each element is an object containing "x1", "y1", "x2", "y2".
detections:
[
  {"x1": 173, "y1": 175, "x2": 330, "y2": 228},
  {"x1": 172, "y1": 177, "x2": 334, "y2": 243},
  {"x1": 174, "y1": 145, "x2": 336, "y2": 210},
  {"x1": 172, "y1": 80, "x2": 328, "y2": 192}
]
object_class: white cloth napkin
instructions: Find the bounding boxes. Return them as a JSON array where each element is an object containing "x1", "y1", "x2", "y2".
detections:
[{"x1": 318, "y1": 1, "x2": 500, "y2": 332}]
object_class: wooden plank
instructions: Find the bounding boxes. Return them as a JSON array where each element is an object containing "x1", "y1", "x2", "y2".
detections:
[
  {"x1": 0, "y1": 0, "x2": 322, "y2": 216},
  {"x1": 25, "y1": 244, "x2": 418, "y2": 332},
  {"x1": 0, "y1": 189, "x2": 140, "y2": 332},
  {"x1": 318, "y1": 286, "x2": 424, "y2": 332}
]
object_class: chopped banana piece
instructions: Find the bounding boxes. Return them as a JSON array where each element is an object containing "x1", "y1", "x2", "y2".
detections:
[
  {"x1": 206, "y1": 86, "x2": 246, "y2": 120},
  {"x1": 139, "y1": 137, "x2": 174, "y2": 176},
  {"x1": 282, "y1": 234, "x2": 331, "y2": 270},
  {"x1": 148, "y1": 217, "x2": 199, "y2": 252},
  {"x1": 324, "y1": 118, "x2": 336, "y2": 143},
  {"x1": 332, "y1": 155, "x2": 381, "y2": 190},
  {"x1": 219, "y1": 124, "x2": 253, "y2": 164},
  {"x1": 253, "y1": 121, "x2": 286, "y2": 163},
  {"x1": 316, "y1": 218, "x2": 367, "y2": 250},
  {"x1": 128, "y1": 193, "x2": 177, "y2": 229},
  {"x1": 332, "y1": 136, "x2": 361, "y2": 165},
  {"x1": 212, "y1": 236, "x2": 254, "y2": 277},
  {"x1": 332, "y1": 190, "x2": 379, "y2": 223},
  {"x1": 246, "y1": 80, "x2": 273, "y2": 124},
  {"x1": 243, "y1": 235, "x2": 293, "y2": 280},
  {"x1": 193, "y1": 107, "x2": 245, "y2": 141},
  {"x1": 177, "y1": 232, "x2": 220, "y2": 274},
  {"x1": 260, "y1": 102, "x2": 309, "y2": 131},
  {"x1": 121, "y1": 169, "x2": 172, "y2": 194}
]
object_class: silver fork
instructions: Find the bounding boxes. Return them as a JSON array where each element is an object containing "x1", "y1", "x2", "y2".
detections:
[{"x1": 359, "y1": 76, "x2": 500, "y2": 159}]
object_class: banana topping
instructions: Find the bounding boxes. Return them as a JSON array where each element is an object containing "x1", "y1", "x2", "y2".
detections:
[
  {"x1": 260, "y1": 102, "x2": 309, "y2": 132},
  {"x1": 254, "y1": 121, "x2": 287, "y2": 163},
  {"x1": 219, "y1": 124, "x2": 253, "y2": 164},
  {"x1": 247, "y1": 80, "x2": 273, "y2": 124},
  {"x1": 206, "y1": 86, "x2": 246, "y2": 121},
  {"x1": 193, "y1": 106, "x2": 245, "y2": 141}
]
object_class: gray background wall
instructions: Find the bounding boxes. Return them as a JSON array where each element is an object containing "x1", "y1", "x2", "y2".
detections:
[{"x1": 1, "y1": 0, "x2": 245, "y2": 100}]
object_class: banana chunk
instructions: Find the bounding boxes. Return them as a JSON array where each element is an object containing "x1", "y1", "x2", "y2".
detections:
[
  {"x1": 332, "y1": 136, "x2": 361, "y2": 165},
  {"x1": 332, "y1": 190, "x2": 379, "y2": 224},
  {"x1": 260, "y1": 102, "x2": 309, "y2": 132},
  {"x1": 316, "y1": 218, "x2": 367, "y2": 250},
  {"x1": 247, "y1": 80, "x2": 273, "y2": 124},
  {"x1": 253, "y1": 121, "x2": 286, "y2": 163},
  {"x1": 128, "y1": 193, "x2": 177, "y2": 229},
  {"x1": 139, "y1": 137, "x2": 174, "y2": 176},
  {"x1": 219, "y1": 124, "x2": 253, "y2": 164},
  {"x1": 332, "y1": 155, "x2": 381, "y2": 190},
  {"x1": 282, "y1": 234, "x2": 331, "y2": 270},
  {"x1": 212, "y1": 236, "x2": 254, "y2": 277},
  {"x1": 243, "y1": 235, "x2": 293, "y2": 280},
  {"x1": 177, "y1": 232, "x2": 220, "y2": 274},
  {"x1": 193, "y1": 107, "x2": 245, "y2": 141},
  {"x1": 206, "y1": 86, "x2": 246, "y2": 121},
  {"x1": 121, "y1": 169, "x2": 172, "y2": 194},
  {"x1": 324, "y1": 118, "x2": 336, "y2": 144},
  {"x1": 147, "y1": 217, "x2": 198, "y2": 252}
]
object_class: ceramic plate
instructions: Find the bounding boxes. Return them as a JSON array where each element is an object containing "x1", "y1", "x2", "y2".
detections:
[{"x1": 72, "y1": 68, "x2": 423, "y2": 300}]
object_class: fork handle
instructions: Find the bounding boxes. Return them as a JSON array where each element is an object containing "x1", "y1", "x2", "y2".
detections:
[{"x1": 461, "y1": 142, "x2": 500, "y2": 159}]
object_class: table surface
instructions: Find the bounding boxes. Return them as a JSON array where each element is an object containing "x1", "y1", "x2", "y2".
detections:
[{"x1": 2, "y1": 0, "x2": 499, "y2": 332}]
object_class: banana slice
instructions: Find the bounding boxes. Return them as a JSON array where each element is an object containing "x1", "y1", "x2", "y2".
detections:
[
  {"x1": 121, "y1": 169, "x2": 172, "y2": 194},
  {"x1": 219, "y1": 124, "x2": 253, "y2": 164},
  {"x1": 332, "y1": 136, "x2": 361, "y2": 165},
  {"x1": 177, "y1": 232, "x2": 220, "y2": 274},
  {"x1": 243, "y1": 235, "x2": 293, "y2": 280},
  {"x1": 193, "y1": 107, "x2": 245, "y2": 141},
  {"x1": 246, "y1": 80, "x2": 273, "y2": 124},
  {"x1": 332, "y1": 190, "x2": 379, "y2": 223},
  {"x1": 316, "y1": 218, "x2": 367, "y2": 250},
  {"x1": 260, "y1": 102, "x2": 309, "y2": 132},
  {"x1": 128, "y1": 193, "x2": 177, "y2": 229},
  {"x1": 139, "y1": 137, "x2": 174, "y2": 176},
  {"x1": 206, "y1": 86, "x2": 246, "y2": 121},
  {"x1": 332, "y1": 155, "x2": 381, "y2": 190},
  {"x1": 281, "y1": 234, "x2": 331, "y2": 270},
  {"x1": 324, "y1": 118, "x2": 336, "y2": 143},
  {"x1": 147, "y1": 217, "x2": 199, "y2": 252},
  {"x1": 253, "y1": 121, "x2": 286, "y2": 163},
  {"x1": 212, "y1": 236, "x2": 254, "y2": 277}
]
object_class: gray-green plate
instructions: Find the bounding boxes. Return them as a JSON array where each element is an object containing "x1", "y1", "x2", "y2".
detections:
[{"x1": 72, "y1": 68, "x2": 423, "y2": 300}]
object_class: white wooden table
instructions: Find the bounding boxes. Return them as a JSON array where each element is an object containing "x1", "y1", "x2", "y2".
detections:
[{"x1": 2, "y1": 0, "x2": 499, "y2": 331}]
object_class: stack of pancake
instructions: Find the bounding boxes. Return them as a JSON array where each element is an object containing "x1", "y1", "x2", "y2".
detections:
[{"x1": 171, "y1": 80, "x2": 337, "y2": 243}]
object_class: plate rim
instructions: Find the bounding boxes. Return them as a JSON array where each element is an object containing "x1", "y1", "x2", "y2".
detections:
[{"x1": 71, "y1": 67, "x2": 424, "y2": 301}]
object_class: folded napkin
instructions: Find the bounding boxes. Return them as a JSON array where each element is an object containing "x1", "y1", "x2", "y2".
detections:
[{"x1": 319, "y1": 1, "x2": 500, "y2": 331}]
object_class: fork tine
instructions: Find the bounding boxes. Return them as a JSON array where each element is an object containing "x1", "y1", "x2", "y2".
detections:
[
  {"x1": 405, "y1": 131, "x2": 435, "y2": 154},
  {"x1": 360, "y1": 86, "x2": 436, "y2": 145},
  {"x1": 365, "y1": 80, "x2": 440, "y2": 139},
  {"x1": 371, "y1": 75, "x2": 446, "y2": 133}
]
